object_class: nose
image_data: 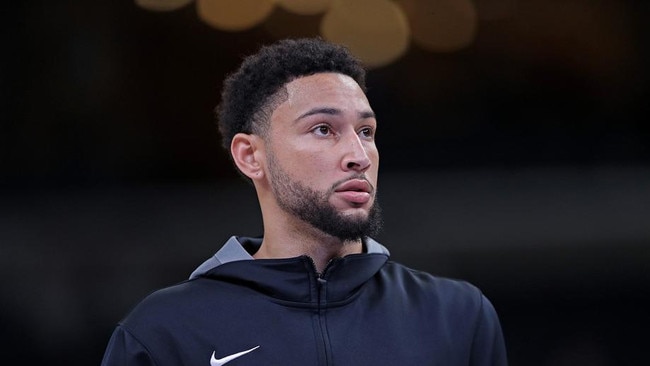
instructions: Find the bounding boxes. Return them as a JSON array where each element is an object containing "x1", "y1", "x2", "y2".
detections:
[{"x1": 341, "y1": 131, "x2": 372, "y2": 172}]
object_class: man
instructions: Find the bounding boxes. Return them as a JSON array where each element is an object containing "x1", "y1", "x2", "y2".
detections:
[{"x1": 101, "y1": 38, "x2": 507, "y2": 366}]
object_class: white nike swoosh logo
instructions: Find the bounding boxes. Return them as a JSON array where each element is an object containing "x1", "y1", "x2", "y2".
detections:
[{"x1": 210, "y1": 345, "x2": 260, "y2": 366}]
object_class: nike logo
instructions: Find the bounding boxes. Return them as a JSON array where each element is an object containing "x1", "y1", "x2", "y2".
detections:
[{"x1": 210, "y1": 345, "x2": 260, "y2": 366}]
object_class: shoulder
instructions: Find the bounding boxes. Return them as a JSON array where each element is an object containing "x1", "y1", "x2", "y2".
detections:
[
  {"x1": 380, "y1": 260, "x2": 481, "y2": 293},
  {"x1": 378, "y1": 260, "x2": 487, "y2": 312},
  {"x1": 377, "y1": 261, "x2": 505, "y2": 351},
  {"x1": 105, "y1": 278, "x2": 242, "y2": 365},
  {"x1": 119, "y1": 278, "x2": 218, "y2": 334},
  {"x1": 379, "y1": 261, "x2": 507, "y2": 364}
]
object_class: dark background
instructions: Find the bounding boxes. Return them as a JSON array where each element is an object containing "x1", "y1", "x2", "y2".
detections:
[{"x1": 1, "y1": 1, "x2": 649, "y2": 365}]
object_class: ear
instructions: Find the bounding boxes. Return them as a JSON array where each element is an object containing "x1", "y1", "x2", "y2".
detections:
[{"x1": 231, "y1": 133, "x2": 265, "y2": 181}]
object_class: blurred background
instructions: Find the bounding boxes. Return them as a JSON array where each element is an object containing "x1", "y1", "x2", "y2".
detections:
[{"x1": 1, "y1": 0, "x2": 649, "y2": 365}]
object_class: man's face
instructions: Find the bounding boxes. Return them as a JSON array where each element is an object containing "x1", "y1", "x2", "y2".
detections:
[{"x1": 264, "y1": 72, "x2": 381, "y2": 241}]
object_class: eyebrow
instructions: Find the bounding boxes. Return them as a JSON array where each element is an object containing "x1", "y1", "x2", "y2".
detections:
[{"x1": 295, "y1": 107, "x2": 376, "y2": 122}]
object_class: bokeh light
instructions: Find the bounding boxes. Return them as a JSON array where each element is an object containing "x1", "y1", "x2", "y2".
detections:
[
  {"x1": 398, "y1": 0, "x2": 478, "y2": 52},
  {"x1": 135, "y1": 0, "x2": 194, "y2": 12},
  {"x1": 474, "y1": 0, "x2": 517, "y2": 21},
  {"x1": 277, "y1": 0, "x2": 332, "y2": 15},
  {"x1": 263, "y1": 9, "x2": 322, "y2": 40},
  {"x1": 320, "y1": 0, "x2": 410, "y2": 68},
  {"x1": 196, "y1": 0, "x2": 276, "y2": 31},
  {"x1": 135, "y1": 0, "x2": 484, "y2": 66}
]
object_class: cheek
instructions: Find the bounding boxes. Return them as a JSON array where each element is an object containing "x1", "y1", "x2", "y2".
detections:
[
  {"x1": 370, "y1": 148, "x2": 379, "y2": 164},
  {"x1": 275, "y1": 146, "x2": 330, "y2": 180},
  {"x1": 368, "y1": 147, "x2": 380, "y2": 167},
  {"x1": 368, "y1": 150, "x2": 380, "y2": 184},
  {"x1": 298, "y1": 152, "x2": 332, "y2": 179}
]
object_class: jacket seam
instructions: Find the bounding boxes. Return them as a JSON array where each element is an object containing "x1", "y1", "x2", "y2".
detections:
[
  {"x1": 117, "y1": 322, "x2": 160, "y2": 366},
  {"x1": 468, "y1": 289, "x2": 485, "y2": 364}
]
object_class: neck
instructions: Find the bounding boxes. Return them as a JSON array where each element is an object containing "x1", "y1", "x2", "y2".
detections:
[
  {"x1": 252, "y1": 184, "x2": 364, "y2": 273},
  {"x1": 254, "y1": 216, "x2": 363, "y2": 273}
]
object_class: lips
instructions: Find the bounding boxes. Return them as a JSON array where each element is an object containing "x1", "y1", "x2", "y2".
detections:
[{"x1": 334, "y1": 179, "x2": 373, "y2": 204}]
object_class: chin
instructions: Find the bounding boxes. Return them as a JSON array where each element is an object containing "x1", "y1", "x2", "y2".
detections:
[{"x1": 339, "y1": 208, "x2": 370, "y2": 219}]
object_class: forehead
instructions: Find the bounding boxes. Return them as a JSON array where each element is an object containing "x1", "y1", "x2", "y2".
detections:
[{"x1": 273, "y1": 73, "x2": 371, "y2": 116}]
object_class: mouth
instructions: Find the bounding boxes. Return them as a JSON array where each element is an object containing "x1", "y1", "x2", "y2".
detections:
[
  {"x1": 335, "y1": 179, "x2": 372, "y2": 193},
  {"x1": 333, "y1": 179, "x2": 373, "y2": 204}
]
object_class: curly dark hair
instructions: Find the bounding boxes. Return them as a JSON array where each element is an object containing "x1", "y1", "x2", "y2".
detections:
[{"x1": 216, "y1": 38, "x2": 367, "y2": 151}]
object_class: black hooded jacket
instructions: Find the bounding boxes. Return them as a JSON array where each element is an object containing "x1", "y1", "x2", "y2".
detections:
[{"x1": 101, "y1": 236, "x2": 507, "y2": 366}]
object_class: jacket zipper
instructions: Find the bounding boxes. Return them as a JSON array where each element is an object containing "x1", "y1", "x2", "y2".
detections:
[
  {"x1": 317, "y1": 277, "x2": 331, "y2": 365},
  {"x1": 308, "y1": 257, "x2": 339, "y2": 366}
]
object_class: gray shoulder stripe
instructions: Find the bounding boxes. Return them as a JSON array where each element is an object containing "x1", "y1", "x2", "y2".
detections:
[{"x1": 189, "y1": 236, "x2": 254, "y2": 279}]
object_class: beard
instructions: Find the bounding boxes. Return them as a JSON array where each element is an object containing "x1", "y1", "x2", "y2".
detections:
[{"x1": 266, "y1": 152, "x2": 382, "y2": 242}]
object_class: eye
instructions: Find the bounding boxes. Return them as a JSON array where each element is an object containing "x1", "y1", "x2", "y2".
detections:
[
  {"x1": 312, "y1": 125, "x2": 332, "y2": 137},
  {"x1": 359, "y1": 127, "x2": 375, "y2": 139}
]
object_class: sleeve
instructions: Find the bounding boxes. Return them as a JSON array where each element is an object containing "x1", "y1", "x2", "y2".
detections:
[
  {"x1": 101, "y1": 325, "x2": 156, "y2": 366},
  {"x1": 470, "y1": 294, "x2": 508, "y2": 366}
]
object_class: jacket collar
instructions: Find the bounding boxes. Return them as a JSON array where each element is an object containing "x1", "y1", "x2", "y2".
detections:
[{"x1": 189, "y1": 236, "x2": 390, "y2": 303}]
